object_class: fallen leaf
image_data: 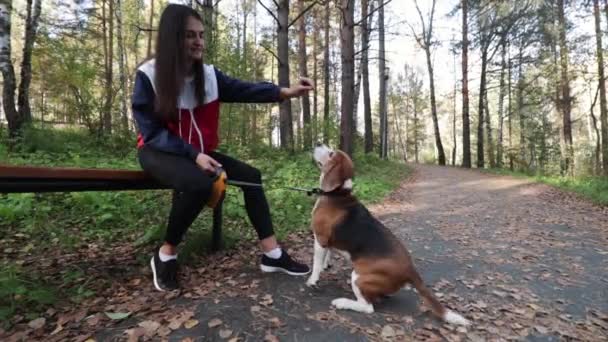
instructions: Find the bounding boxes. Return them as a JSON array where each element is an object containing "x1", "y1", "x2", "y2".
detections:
[
  {"x1": 381, "y1": 325, "x2": 396, "y2": 339},
  {"x1": 138, "y1": 320, "x2": 160, "y2": 337},
  {"x1": 535, "y1": 325, "x2": 549, "y2": 334},
  {"x1": 105, "y1": 312, "x2": 131, "y2": 320},
  {"x1": 269, "y1": 317, "x2": 282, "y2": 328},
  {"x1": 184, "y1": 319, "x2": 199, "y2": 329},
  {"x1": 208, "y1": 318, "x2": 222, "y2": 328},
  {"x1": 219, "y1": 329, "x2": 233, "y2": 339},
  {"x1": 125, "y1": 327, "x2": 146, "y2": 342},
  {"x1": 261, "y1": 294, "x2": 273, "y2": 306},
  {"x1": 158, "y1": 325, "x2": 172, "y2": 337},
  {"x1": 264, "y1": 333, "x2": 279, "y2": 342},
  {"x1": 50, "y1": 324, "x2": 64, "y2": 335},
  {"x1": 28, "y1": 317, "x2": 46, "y2": 330}
]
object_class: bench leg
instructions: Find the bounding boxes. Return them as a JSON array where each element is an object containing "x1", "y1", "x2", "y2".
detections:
[{"x1": 211, "y1": 192, "x2": 225, "y2": 252}]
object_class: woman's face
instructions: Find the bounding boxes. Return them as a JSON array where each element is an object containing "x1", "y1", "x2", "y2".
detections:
[{"x1": 184, "y1": 16, "x2": 204, "y2": 62}]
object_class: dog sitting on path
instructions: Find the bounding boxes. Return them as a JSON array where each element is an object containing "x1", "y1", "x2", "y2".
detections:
[{"x1": 306, "y1": 144, "x2": 470, "y2": 326}]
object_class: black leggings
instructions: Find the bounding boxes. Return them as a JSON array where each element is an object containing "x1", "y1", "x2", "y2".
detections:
[{"x1": 138, "y1": 146, "x2": 274, "y2": 246}]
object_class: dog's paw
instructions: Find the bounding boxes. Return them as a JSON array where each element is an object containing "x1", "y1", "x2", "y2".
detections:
[
  {"x1": 331, "y1": 298, "x2": 374, "y2": 314},
  {"x1": 306, "y1": 277, "x2": 319, "y2": 287},
  {"x1": 331, "y1": 298, "x2": 351, "y2": 310}
]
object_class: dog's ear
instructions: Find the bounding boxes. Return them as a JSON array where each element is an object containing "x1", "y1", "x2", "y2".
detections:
[{"x1": 321, "y1": 151, "x2": 354, "y2": 192}]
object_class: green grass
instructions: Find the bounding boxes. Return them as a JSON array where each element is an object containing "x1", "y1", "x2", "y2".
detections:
[
  {"x1": 485, "y1": 168, "x2": 608, "y2": 206},
  {"x1": 0, "y1": 127, "x2": 410, "y2": 324}
]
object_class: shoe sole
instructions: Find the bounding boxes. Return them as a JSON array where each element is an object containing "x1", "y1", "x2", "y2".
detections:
[
  {"x1": 150, "y1": 257, "x2": 166, "y2": 292},
  {"x1": 260, "y1": 264, "x2": 311, "y2": 276}
]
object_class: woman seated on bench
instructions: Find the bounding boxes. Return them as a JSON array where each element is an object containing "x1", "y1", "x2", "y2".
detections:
[{"x1": 132, "y1": 4, "x2": 312, "y2": 291}]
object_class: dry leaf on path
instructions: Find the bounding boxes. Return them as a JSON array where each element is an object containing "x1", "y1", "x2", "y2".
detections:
[{"x1": 208, "y1": 318, "x2": 223, "y2": 328}]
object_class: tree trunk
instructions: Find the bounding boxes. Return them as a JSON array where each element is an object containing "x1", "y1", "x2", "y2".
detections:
[
  {"x1": 508, "y1": 41, "x2": 513, "y2": 171},
  {"x1": 414, "y1": 94, "x2": 419, "y2": 163},
  {"x1": 557, "y1": 0, "x2": 573, "y2": 175},
  {"x1": 597, "y1": 0, "x2": 608, "y2": 175},
  {"x1": 0, "y1": 1, "x2": 20, "y2": 138},
  {"x1": 517, "y1": 42, "x2": 526, "y2": 170},
  {"x1": 240, "y1": 6, "x2": 249, "y2": 146},
  {"x1": 362, "y1": 0, "x2": 373, "y2": 153},
  {"x1": 461, "y1": 0, "x2": 471, "y2": 168},
  {"x1": 17, "y1": 0, "x2": 42, "y2": 124},
  {"x1": 378, "y1": 1, "x2": 387, "y2": 159},
  {"x1": 323, "y1": 0, "x2": 330, "y2": 144},
  {"x1": 115, "y1": 0, "x2": 129, "y2": 133},
  {"x1": 102, "y1": 0, "x2": 114, "y2": 134},
  {"x1": 425, "y1": 46, "x2": 446, "y2": 165},
  {"x1": 339, "y1": 0, "x2": 355, "y2": 156},
  {"x1": 312, "y1": 8, "x2": 319, "y2": 143},
  {"x1": 497, "y1": 37, "x2": 507, "y2": 168},
  {"x1": 201, "y1": 0, "x2": 214, "y2": 61},
  {"x1": 278, "y1": 0, "x2": 293, "y2": 151},
  {"x1": 452, "y1": 46, "x2": 458, "y2": 166},
  {"x1": 477, "y1": 46, "x2": 488, "y2": 168},
  {"x1": 147, "y1": 0, "x2": 154, "y2": 58},
  {"x1": 485, "y1": 90, "x2": 495, "y2": 168},
  {"x1": 298, "y1": 0, "x2": 312, "y2": 150},
  {"x1": 590, "y1": 86, "x2": 602, "y2": 175}
]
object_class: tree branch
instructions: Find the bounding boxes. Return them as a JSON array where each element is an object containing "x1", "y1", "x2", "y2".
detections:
[
  {"x1": 288, "y1": 1, "x2": 318, "y2": 28},
  {"x1": 354, "y1": 0, "x2": 394, "y2": 26},
  {"x1": 257, "y1": 0, "x2": 280, "y2": 24},
  {"x1": 260, "y1": 43, "x2": 280, "y2": 62}
]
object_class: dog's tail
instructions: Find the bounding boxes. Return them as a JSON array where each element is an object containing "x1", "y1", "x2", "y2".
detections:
[{"x1": 409, "y1": 270, "x2": 470, "y2": 326}]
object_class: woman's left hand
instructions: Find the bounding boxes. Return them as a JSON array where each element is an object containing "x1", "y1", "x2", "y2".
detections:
[{"x1": 280, "y1": 77, "x2": 314, "y2": 99}]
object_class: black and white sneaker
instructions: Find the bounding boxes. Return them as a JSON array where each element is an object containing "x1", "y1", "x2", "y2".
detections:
[
  {"x1": 260, "y1": 250, "x2": 310, "y2": 276},
  {"x1": 150, "y1": 250, "x2": 179, "y2": 291}
]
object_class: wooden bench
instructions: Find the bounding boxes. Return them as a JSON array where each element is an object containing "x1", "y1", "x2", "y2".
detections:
[{"x1": 0, "y1": 164, "x2": 225, "y2": 251}]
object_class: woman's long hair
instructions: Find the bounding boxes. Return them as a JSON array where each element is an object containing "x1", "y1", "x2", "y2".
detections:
[{"x1": 154, "y1": 4, "x2": 206, "y2": 121}]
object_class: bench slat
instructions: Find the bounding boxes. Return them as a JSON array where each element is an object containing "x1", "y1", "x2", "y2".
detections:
[{"x1": 0, "y1": 164, "x2": 151, "y2": 181}]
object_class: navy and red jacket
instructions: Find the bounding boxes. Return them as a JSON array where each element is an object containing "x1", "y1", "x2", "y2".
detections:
[{"x1": 131, "y1": 59, "x2": 282, "y2": 159}]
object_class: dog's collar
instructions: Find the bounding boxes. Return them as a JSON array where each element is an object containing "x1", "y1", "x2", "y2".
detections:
[{"x1": 309, "y1": 187, "x2": 353, "y2": 197}]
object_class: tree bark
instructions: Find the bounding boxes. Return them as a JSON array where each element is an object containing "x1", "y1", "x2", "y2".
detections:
[
  {"x1": 362, "y1": 0, "x2": 373, "y2": 153},
  {"x1": 556, "y1": 0, "x2": 573, "y2": 175},
  {"x1": 323, "y1": 0, "x2": 330, "y2": 144},
  {"x1": 17, "y1": 0, "x2": 42, "y2": 124},
  {"x1": 485, "y1": 90, "x2": 495, "y2": 168},
  {"x1": 115, "y1": 0, "x2": 129, "y2": 133},
  {"x1": 497, "y1": 37, "x2": 507, "y2": 168},
  {"x1": 277, "y1": 0, "x2": 293, "y2": 151},
  {"x1": 147, "y1": 0, "x2": 154, "y2": 58},
  {"x1": 339, "y1": 0, "x2": 355, "y2": 156},
  {"x1": 378, "y1": 0, "x2": 387, "y2": 159},
  {"x1": 312, "y1": 8, "x2": 319, "y2": 143},
  {"x1": 0, "y1": 1, "x2": 20, "y2": 138},
  {"x1": 596, "y1": 0, "x2": 608, "y2": 175},
  {"x1": 477, "y1": 45, "x2": 488, "y2": 168},
  {"x1": 298, "y1": 0, "x2": 312, "y2": 149},
  {"x1": 461, "y1": 0, "x2": 471, "y2": 168},
  {"x1": 102, "y1": 0, "x2": 114, "y2": 134}
]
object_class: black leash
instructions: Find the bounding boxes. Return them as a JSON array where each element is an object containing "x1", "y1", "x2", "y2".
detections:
[{"x1": 225, "y1": 179, "x2": 348, "y2": 197}]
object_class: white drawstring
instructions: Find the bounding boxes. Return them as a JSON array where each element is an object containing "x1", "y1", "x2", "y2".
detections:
[
  {"x1": 178, "y1": 111, "x2": 183, "y2": 138},
  {"x1": 189, "y1": 109, "x2": 204, "y2": 153}
]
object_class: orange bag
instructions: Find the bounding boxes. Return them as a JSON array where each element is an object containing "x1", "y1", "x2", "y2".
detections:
[{"x1": 207, "y1": 168, "x2": 227, "y2": 208}]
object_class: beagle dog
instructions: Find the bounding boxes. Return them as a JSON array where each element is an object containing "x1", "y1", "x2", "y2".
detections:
[{"x1": 307, "y1": 144, "x2": 469, "y2": 326}]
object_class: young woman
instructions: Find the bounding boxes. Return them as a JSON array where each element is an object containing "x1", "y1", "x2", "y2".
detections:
[{"x1": 132, "y1": 4, "x2": 312, "y2": 291}]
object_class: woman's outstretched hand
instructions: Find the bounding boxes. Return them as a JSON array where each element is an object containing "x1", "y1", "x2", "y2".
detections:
[
  {"x1": 280, "y1": 77, "x2": 314, "y2": 99},
  {"x1": 196, "y1": 153, "x2": 222, "y2": 173}
]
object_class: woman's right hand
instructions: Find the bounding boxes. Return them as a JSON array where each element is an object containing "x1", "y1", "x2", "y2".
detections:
[{"x1": 195, "y1": 153, "x2": 222, "y2": 173}]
